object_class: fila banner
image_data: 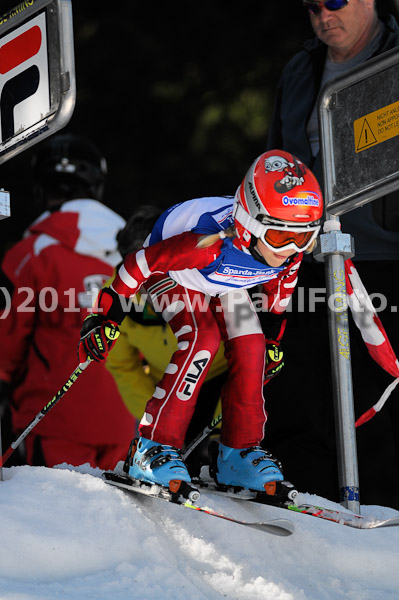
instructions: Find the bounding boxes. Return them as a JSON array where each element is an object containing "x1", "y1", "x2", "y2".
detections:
[
  {"x1": 0, "y1": 12, "x2": 50, "y2": 144},
  {"x1": 0, "y1": 0, "x2": 75, "y2": 164}
]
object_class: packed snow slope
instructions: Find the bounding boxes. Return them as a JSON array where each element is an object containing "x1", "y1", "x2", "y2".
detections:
[{"x1": 1, "y1": 464, "x2": 399, "y2": 600}]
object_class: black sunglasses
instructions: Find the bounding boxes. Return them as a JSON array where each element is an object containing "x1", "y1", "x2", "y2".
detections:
[{"x1": 303, "y1": 0, "x2": 349, "y2": 15}]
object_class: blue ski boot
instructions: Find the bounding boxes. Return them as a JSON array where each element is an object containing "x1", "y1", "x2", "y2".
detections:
[
  {"x1": 215, "y1": 443, "x2": 284, "y2": 492},
  {"x1": 128, "y1": 437, "x2": 191, "y2": 488}
]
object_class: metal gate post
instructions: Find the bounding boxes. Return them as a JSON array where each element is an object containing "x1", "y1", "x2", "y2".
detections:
[{"x1": 314, "y1": 217, "x2": 360, "y2": 513}]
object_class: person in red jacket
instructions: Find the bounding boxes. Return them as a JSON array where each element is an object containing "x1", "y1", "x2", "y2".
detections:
[{"x1": 0, "y1": 134, "x2": 135, "y2": 469}]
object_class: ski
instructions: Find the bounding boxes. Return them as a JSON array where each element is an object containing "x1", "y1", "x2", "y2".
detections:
[
  {"x1": 102, "y1": 470, "x2": 294, "y2": 537},
  {"x1": 193, "y1": 477, "x2": 399, "y2": 530},
  {"x1": 284, "y1": 502, "x2": 399, "y2": 529}
]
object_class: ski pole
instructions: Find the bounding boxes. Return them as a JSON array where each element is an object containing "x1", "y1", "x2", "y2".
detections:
[
  {"x1": 182, "y1": 412, "x2": 222, "y2": 461},
  {"x1": 0, "y1": 359, "x2": 91, "y2": 469}
]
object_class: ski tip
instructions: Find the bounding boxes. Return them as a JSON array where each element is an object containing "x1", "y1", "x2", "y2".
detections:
[
  {"x1": 364, "y1": 515, "x2": 399, "y2": 529},
  {"x1": 254, "y1": 518, "x2": 295, "y2": 536}
]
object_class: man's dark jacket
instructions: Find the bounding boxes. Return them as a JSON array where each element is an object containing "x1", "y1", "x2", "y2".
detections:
[{"x1": 267, "y1": 15, "x2": 399, "y2": 259}]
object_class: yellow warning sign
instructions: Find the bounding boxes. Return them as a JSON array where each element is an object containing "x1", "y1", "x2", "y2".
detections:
[{"x1": 354, "y1": 101, "x2": 399, "y2": 153}]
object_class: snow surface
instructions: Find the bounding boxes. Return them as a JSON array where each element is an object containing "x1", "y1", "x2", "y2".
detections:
[{"x1": 1, "y1": 464, "x2": 399, "y2": 600}]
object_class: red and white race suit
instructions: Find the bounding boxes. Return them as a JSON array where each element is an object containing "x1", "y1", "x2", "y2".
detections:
[{"x1": 101, "y1": 197, "x2": 302, "y2": 448}]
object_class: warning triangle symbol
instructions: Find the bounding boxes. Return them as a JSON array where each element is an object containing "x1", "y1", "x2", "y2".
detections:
[{"x1": 356, "y1": 117, "x2": 377, "y2": 151}]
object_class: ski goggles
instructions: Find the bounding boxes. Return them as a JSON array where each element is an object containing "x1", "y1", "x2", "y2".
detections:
[
  {"x1": 261, "y1": 224, "x2": 320, "y2": 252},
  {"x1": 234, "y1": 203, "x2": 320, "y2": 253},
  {"x1": 257, "y1": 222, "x2": 320, "y2": 253},
  {"x1": 303, "y1": 0, "x2": 349, "y2": 16}
]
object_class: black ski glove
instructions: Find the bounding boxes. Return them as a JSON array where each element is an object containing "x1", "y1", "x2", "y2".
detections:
[
  {"x1": 78, "y1": 314, "x2": 120, "y2": 363},
  {"x1": 264, "y1": 339, "x2": 284, "y2": 382}
]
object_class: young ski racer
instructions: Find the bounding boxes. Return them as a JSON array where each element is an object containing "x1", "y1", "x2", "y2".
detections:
[
  {"x1": 105, "y1": 205, "x2": 228, "y2": 475},
  {"x1": 78, "y1": 150, "x2": 324, "y2": 493}
]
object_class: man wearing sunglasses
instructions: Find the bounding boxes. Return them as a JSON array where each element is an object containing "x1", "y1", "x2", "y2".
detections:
[
  {"x1": 304, "y1": 0, "x2": 380, "y2": 62},
  {"x1": 265, "y1": 0, "x2": 399, "y2": 509}
]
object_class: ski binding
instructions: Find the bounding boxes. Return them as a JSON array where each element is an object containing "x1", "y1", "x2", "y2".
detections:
[{"x1": 102, "y1": 467, "x2": 295, "y2": 537}]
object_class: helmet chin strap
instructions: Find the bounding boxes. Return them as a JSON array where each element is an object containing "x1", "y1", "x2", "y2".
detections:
[{"x1": 249, "y1": 243, "x2": 268, "y2": 265}]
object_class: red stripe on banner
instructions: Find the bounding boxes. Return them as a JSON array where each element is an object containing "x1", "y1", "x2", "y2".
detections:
[
  {"x1": 0, "y1": 26, "x2": 42, "y2": 74},
  {"x1": 355, "y1": 407, "x2": 376, "y2": 428}
]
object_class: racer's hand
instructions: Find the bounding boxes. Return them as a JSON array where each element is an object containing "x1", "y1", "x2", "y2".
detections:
[
  {"x1": 78, "y1": 313, "x2": 120, "y2": 363},
  {"x1": 264, "y1": 340, "x2": 284, "y2": 382}
]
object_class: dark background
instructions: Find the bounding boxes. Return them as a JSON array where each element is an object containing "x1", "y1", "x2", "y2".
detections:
[{"x1": 0, "y1": 0, "x2": 397, "y2": 255}]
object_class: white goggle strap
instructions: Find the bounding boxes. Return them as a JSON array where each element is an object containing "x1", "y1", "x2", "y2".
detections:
[{"x1": 233, "y1": 202, "x2": 266, "y2": 239}]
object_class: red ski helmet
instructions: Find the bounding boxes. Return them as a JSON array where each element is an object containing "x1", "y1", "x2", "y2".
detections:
[{"x1": 233, "y1": 150, "x2": 323, "y2": 253}]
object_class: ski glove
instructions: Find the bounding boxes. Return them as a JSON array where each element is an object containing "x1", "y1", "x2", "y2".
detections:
[
  {"x1": 78, "y1": 313, "x2": 120, "y2": 363},
  {"x1": 264, "y1": 339, "x2": 284, "y2": 382}
]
